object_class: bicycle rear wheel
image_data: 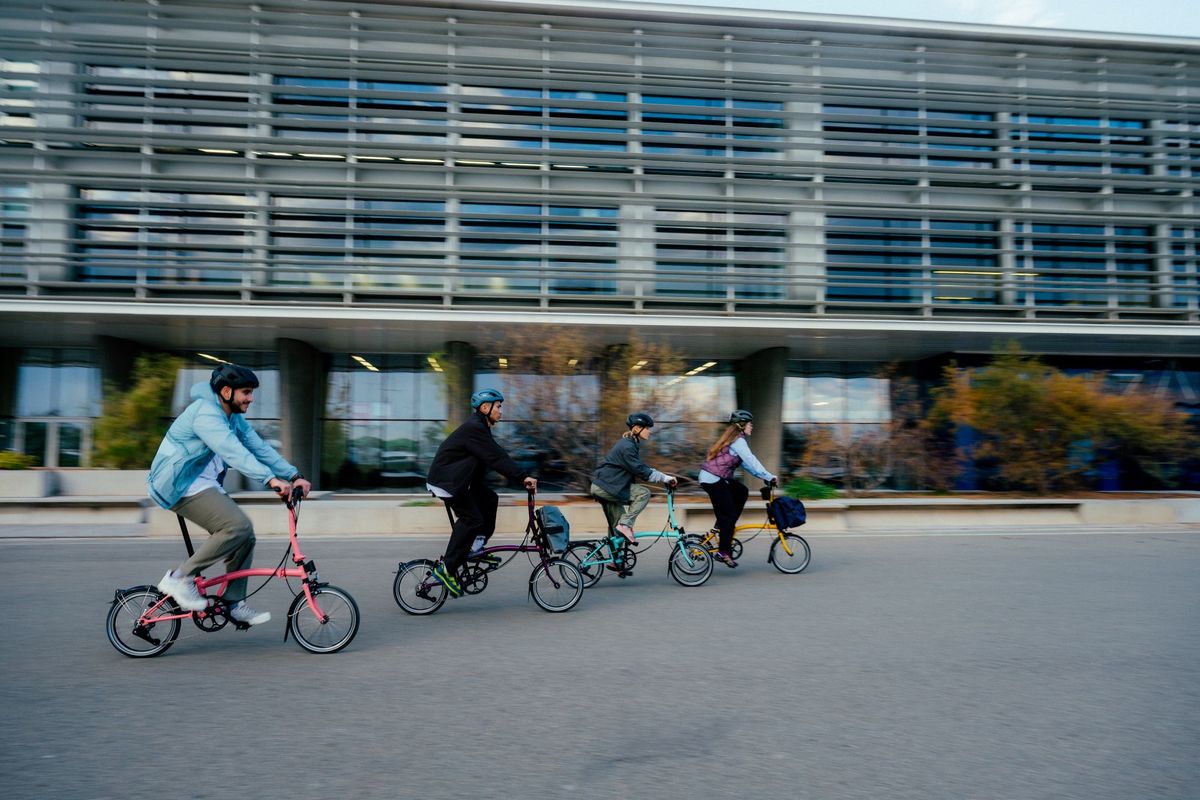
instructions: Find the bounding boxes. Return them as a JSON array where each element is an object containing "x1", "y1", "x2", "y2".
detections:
[
  {"x1": 770, "y1": 533, "x2": 811, "y2": 574},
  {"x1": 529, "y1": 558, "x2": 585, "y2": 612},
  {"x1": 393, "y1": 559, "x2": 448, "y2": 615},
  {"x1": 289, "y1": 585, "x2": 359, "y2": 654},
  {"x1": 106, "y1": 586, "x2": 181, "y2": 658},
  {"x1": 563, "y1": 542, "x2": 605, "y2": 589},
  {"x1": 668, "y1": 538, "x2": 713, "y2": 587},
  {"x1": 729, "y1": 537, "x2": 744, "y2": 561}
]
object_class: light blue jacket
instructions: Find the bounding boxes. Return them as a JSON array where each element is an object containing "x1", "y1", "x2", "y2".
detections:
[{"x1": 147, "y1": 382, "x2": 298, "y2": 509}]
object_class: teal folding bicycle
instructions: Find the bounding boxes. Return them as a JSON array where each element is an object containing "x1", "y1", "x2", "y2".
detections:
[{"x1": 563, "y1": 483, "x2": 713, "y2": 588}]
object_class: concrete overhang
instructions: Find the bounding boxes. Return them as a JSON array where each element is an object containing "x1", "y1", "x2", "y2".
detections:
[
  {"x1": 2, "y1": 300, "x2": 1198, "y2": 362},
  {"x1": 412, "y1": 0, "x2": 1200, "y2": 51}
]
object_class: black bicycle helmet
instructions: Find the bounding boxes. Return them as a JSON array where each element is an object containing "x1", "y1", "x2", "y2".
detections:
[
  {"x1": 209, "y1": 363, "x2": 259, "y2": 394},
  {"x1": 729, "y1": 409, "x2": 754, "y2": 426},
  {"x1": 626, "y1": 412, "x2": 654, "y2": 428},
  {"x1": 471, "y1": 388, "x2": 505, "y2": 410}
]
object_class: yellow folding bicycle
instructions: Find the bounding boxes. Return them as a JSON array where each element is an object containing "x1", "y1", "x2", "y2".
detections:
[{"x1": 697, "y1": 483, "x2": 811, "y2": 574}]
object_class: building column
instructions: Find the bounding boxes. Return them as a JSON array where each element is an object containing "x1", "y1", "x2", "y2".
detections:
[
  {"x1": 735, "y1": 347, "x2": 788, "y2": 479},
  {"x1": 277, "y1": 338, "x2": 327, "y2": 488},
  {"x1": 0, "y1": 348, "x2": 19, "y2": 422},
  {"x1": 443, "y1": 341, "x2": 476, "y2": 428},
  {"x1": 96, "y1": 335, "x2": 147, "y2": 393}
]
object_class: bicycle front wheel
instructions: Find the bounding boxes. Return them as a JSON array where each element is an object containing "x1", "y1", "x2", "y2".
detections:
[
  {"x1": 106, "y1": 587, "x2": 181, "y2": 658},
  {"x1": 563, "y1": 542, "x2": 605, "y2": 589},
  {"x1": 289, "y1": 585, "x2": 359, "y2": 654},
  {"x1": 393, "y1": 559, "x2": 448, "y2": 615},
  {"x1": 529, "y1": 558, "x2": 585, "y2": 612},
  {"x1": 668, "y1": 538, "x2": 713, "y2": 587},
  {"x1": 770, "y1": 533, "x2": 812, "y2": 574}
]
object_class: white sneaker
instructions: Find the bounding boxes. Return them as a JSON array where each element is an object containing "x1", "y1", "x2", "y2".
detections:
[
  {"x1": 158, "y1": 571, "x2": 207, "y2": 612},
  {"x1": 229, "y1": 603, "x2": 271, "y2": 626}
]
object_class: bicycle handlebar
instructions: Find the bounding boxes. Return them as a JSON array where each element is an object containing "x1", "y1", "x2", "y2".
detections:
[{"x1": 284, "y1": 485, "x2": 304, "y2": 508}]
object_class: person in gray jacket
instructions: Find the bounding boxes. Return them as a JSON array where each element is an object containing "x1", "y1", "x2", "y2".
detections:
[{"x1": 590, "y1": 412, "x2": 676, "y2": 545}]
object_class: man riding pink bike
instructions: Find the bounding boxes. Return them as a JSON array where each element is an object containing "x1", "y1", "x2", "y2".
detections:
[{"x1": 147, "y1": 363, "x2": 311, "y2": 627}]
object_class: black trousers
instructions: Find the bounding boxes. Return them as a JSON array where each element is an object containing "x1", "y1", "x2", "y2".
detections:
[
  {"x1": 442, "y1": 483, "x2": 499, "y2": 574},
  {"x1": 702, "y1": 478, "x2": 749, "y2": 555}
]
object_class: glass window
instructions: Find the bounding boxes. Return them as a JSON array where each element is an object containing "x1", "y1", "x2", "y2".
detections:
[{"x1": 322, "y1": 354, "x2": 447, "y2": 490}]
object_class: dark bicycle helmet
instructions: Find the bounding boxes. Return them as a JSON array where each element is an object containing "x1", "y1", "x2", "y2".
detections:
[
  {"x1": 471, "y1": 388, "x2": 505, "y2": 410},
  {"x1": 729, "y1": 409, "x2": 754, "y2": 426},
  {"x1": 626, "y1": 412, "x2": 654, "y2": 428},
  {"x1": 209, "y1": 363, "x2": 259, "y2": 394}
]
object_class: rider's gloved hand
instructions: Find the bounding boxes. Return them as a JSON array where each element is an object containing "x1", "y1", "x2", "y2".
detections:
[
  {"x1": 768, "y1": 477, "x2": 779, "y2": 487},
  {"x1": 662, "y1": 475, "x2": 677, "y2": 487}
]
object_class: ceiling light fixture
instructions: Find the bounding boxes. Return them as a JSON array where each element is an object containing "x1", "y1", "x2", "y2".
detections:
[{"x1": 352, "y1": 354, "x2": 379, "y2": 372}]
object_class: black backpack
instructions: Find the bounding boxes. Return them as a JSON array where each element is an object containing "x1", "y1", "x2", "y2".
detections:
[
  {"x1": 768, "y1": 495, "x2": 807, "y2": 530},
  {"x1": 535, "y1": 506, "x2": 570, "y2": 553}
]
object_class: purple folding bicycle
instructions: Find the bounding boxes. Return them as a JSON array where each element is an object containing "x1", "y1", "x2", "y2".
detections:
[{"x1": 392, "y1": 489, "x2": 585, "y2": 614}]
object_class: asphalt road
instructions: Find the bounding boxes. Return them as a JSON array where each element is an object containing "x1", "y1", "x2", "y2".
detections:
[{"x1": 1, "y1": 526, "x2": 1198, "y2": 800}]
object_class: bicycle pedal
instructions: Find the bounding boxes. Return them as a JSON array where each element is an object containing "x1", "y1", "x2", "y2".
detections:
[{"x1": 232, "y1": 620, "x2": 251, "y2": 631}]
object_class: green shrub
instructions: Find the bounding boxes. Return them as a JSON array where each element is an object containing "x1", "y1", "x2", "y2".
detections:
[
  {"x1": 93, "y1": 353, "x2": 182, "y2": 469},
  {"x1": 784, "y1": 476, "x2": 839, "y2": 500},
  {"x1": 0, "y1": 451, "x2": 37, "y2": 470}
]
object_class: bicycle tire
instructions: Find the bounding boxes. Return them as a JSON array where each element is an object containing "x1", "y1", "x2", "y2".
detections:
[
  {"x1": 770, "y1": 533, "x2": 812, "y2": 574},
  {"x1": 563, "y1": 541, "x2": 605, "y2": 589},
  {"x1": 668, "y1": 539, "x2": 713, "y2": 587},
  {"x1": 288, "y1": 585, "x2": 360, "y2": 654},
  {"x1": 393, "y1": 559, "x2": 448, "y2": 615},
  {"x1": 106, "y1": 586, "x2": 181, "y2": 658},
  {"x1": 529, "y1": 558, "x2": 585, "y2": 612}
]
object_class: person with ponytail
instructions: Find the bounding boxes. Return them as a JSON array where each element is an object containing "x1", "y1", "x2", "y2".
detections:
[{"x1": 698, "y1": 410, "x2": 777, "y2": 568}]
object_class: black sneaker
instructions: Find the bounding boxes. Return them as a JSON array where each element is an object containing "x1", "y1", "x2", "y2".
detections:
[{"x1": 468, "y1": 550, "x2": 502, "y2": 567}]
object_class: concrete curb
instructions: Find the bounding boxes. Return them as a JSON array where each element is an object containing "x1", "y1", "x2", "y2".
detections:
[{"x1": 2, "y1": 491, "x2": 1196, "y2": 537}]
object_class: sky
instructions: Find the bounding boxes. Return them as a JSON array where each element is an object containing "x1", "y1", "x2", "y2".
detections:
[{"x1": 649, "y1": 0, "x2": 1200, "y2": 39}]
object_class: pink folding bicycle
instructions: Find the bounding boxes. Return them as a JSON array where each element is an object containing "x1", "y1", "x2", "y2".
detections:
[{"x1": 106, "y1": 487, "x2": 359, "y2": 657}]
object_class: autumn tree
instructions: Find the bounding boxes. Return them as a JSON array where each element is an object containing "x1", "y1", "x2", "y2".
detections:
[
  {"x1": 487, "y1": 328, "x2": 716, "y2": 492},
  {"x1": 928, "y1": 345, "x2": 1194, "y2": 494},
  {"x1": 799, "y1": 367, "x2": 952, "y2": 495}
]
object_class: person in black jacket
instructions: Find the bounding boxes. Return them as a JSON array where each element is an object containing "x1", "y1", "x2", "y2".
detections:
[
  {"x1": 590, "y1": 412, "x2": 676, "y2": 550},
  {"x1": 425, "y1": 388, "x2": 537, "y2": 597}
]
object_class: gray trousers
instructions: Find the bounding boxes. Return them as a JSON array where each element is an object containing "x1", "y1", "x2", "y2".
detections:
[
  {"x1": 590, "y1": 483, "x2": 652, "y2": 533},
  {"x1": 171, "y1": 488, "x2": 256, "y2": 602}
]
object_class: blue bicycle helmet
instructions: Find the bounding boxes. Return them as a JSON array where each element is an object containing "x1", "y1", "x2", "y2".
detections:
[{"x1": 471, "y1": 388, "x2": 505, "y2": 410}]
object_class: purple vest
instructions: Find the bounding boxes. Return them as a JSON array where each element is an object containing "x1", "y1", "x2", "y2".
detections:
[{"x1": 701, "y1": 441, "x2": 743, "y2": 480}]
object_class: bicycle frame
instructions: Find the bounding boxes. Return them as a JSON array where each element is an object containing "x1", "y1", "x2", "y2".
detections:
[
  {"x1": 575, "y1": 485, "x2": 699, "y2": 570},
  {"x1": 419, "y1": 490, "x2": 566, "y2": 592},
  {"x1": 136, "y1": 491, "x2": 328, "y2": 629},
  {"x1": 700, "y1": 484, "x2": 803, "y2": 559}
]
